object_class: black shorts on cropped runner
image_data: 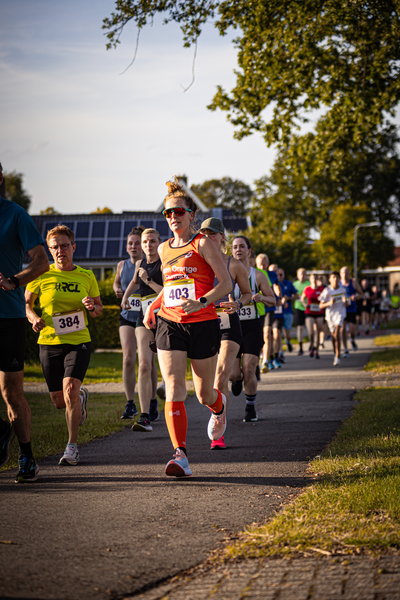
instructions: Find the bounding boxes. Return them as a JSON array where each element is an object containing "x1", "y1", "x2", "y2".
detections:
[{"x1": 0, "y1": 318, "x2": 26, "y2": 372}]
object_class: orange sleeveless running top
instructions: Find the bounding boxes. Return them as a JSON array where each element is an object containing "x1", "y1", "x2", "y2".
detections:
[{"x1": 158, "y1": 233, "x2": 217, "y2": 323}]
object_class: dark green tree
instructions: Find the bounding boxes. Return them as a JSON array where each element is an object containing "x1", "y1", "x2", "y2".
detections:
[
  {"x1": 191, "y1": 177, "x2": 253, "y2": 217},
  {"x1": 3, "y1": 170, "x2": 31, "y2": 211},
  {"x1": 312, "y1": 204, "x2": 394, "y2": 271},
  {"x1": 103, "y1": 1, "x2": 400, "y2": 161},
  {"x1": 259, "y1": 124, "x2": 400, "y2": 231}
]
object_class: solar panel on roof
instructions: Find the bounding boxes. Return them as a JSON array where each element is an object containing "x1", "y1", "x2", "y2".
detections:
[
  {"x1": 43, "y1": 222, "x2": 59, "y2": 234},
  {"x1": 76, "y1": 222, "x2": 90, "y2": 237},
  {"x1": 105, "y1": 240, "x2": 120, "y2": 257},
  {"x1": 74, "y1": 240, "x2": 88, "y2": 259},
  {"x1": 124, "y1": 221, "x2": 138, "y2": 236},
  {"x1": 108, "y1": 221, "x2": 122, "y2": 238},
  {"x1": 154, "y1": 220, "x2": 170, "y2": 237},
  {"x1": 139, "y1": 220, "x2": 153, "y2": 229},
  {"x1": 90, "y1": 240, "x2": 104, "y2": 257},
  {"x1": 92, "y1": 222, "x2": 105, "y2": 238}
]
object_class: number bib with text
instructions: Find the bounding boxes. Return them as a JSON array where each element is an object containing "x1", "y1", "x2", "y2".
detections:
[
  {"x1": 237, "y1": 304, "x2": 256, "y2": 320},
  {"x1": 164, "y1": 279, "x2": 196, "y2": 307},
  {"x1": 275, "y1": 305, "x2": 283, "y2": 314},
  {"x1": 52, "y1": 309, "x2": 86, "y2": 335},
  {"x1": 309, "y1": 303, "x2": 321, "y2": 312},
  {"x1": 216, "y1": 308, "x2": 230, "y2": 330},
  {"x1": 127, "y1": 294, "x2": 141, "y2": 312},
  {"x1": 141, "y1": 294, "x2": 157, "y2": 313}
]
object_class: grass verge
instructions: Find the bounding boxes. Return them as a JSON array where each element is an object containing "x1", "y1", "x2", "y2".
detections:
[
  {"x1": 223, "y1": 345, "x2": 400, "y2": 559},
  {"x1": 365, "y1": 349, "x2": 400, "y2": 374},
  {"x1": 374, "y1": 334, "x2": 400, "y2": 348},
  {"x1": 225, "y1": 388, "x2": 400, "y2": 559},
  {"x1": 24, "y1": 352, "x2": 193, "y2": 383},
  {"x1": 0, "y1": 392, "x2": 146, "y2": 471}
]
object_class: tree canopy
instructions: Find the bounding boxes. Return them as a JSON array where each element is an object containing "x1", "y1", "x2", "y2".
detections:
[
  {"x1": 248, "y1": 124, "x2": 398, "y2": 275},
  {"x1": 91, "y1": 207, "x2": 114, "y2": 214},
  {"x1": 2, "y1": 170, "x2": 31, "y2": 211},
  {"x1": 103, "y1": 1, "x2": 400, "y2": 158},
  {"x1": 40, "y1": 207, "x2": 60, "y2": 215},
  {"x1": 103, "y1": 1, "x2": 400, "y2": 272},
  {"x1": 191, "y1": 176, "x2": 253, "y2": 217}
]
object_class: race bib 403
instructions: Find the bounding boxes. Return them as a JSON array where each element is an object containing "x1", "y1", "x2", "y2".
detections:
[{"x1": 164, "y1": 278, "x2": 196, "y2": 307}]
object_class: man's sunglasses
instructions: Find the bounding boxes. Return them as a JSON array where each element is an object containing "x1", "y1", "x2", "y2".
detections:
[
  {"x1": 49, "y1": 243, "x2": 72, "y2": 251},
  {"x1": 162, "y1": 206, "x2": 193, "y2": 218}
]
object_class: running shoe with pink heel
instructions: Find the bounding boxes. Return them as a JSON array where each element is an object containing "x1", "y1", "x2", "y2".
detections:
[
  {"x1": 165, "y1": 448, "x2": 192, "y2": 477},
  {"x1": 207, "y1": 393, "x2": 227, "y2": 441},
  {"x1": 210, "y1": 435, "x2": 226, "y2": 449}
]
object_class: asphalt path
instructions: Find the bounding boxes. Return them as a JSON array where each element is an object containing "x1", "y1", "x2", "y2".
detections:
[{"x1": 0, "y1": 337, "x2": 374, "y2": 600}]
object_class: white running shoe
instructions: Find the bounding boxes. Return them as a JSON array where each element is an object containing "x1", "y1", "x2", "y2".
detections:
[
  {"x1": 79, "y1": 387, "x2": 89, "y2": 426},
  {"x1": 333, "y1": 356, "x2": 341, "y2": 366},
  {"x1": 165, "y1": 448, "x2": 192, "y2": 477},
  {"x1": 59, "y1": 444, "x2": 80, "y2": 466},
  {"x1": 207, "y1": 393, "x2": 227, "y2": 441}
]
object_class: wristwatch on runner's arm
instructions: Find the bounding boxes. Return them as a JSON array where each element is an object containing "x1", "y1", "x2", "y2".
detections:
[{"x1": 199, "y1": 297, "x2": 208, "y2": 307}]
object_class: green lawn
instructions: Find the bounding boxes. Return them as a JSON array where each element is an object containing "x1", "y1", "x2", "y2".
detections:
[
  {"x1": 24, "y1": 351, "x2": 192, "y2": 383},
  {"x1": 0, "y1": 392, "x2": 138, "y2": 471},
  {"x1": 374, "y1": 334, "x2": 400, "y2": 347},
  {"x1": 224, "y1": 340, "x2": 400, "y2": 559}
]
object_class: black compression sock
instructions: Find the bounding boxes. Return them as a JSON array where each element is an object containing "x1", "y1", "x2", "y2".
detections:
[{"x1": 18, "y1": 441, "x2": 33, "y2": 459}]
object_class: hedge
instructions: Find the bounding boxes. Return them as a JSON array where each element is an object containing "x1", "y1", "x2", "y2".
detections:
[{"x1": 25, "y1": 305, "x2": 121, "y2": 364}]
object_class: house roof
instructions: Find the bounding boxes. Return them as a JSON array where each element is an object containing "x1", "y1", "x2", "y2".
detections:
[{"x1": 387, "y1": 247, "x2": 400, "y2": 267}]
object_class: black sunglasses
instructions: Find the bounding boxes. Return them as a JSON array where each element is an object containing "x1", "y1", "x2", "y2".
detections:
[{"x1": 162, "y1": 206, "x2": 193, "y2": 218}]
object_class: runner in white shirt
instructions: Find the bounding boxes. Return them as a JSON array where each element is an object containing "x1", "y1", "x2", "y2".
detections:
[{"x1": 319, "y1": 272, "x2": 347, "y2": 366}]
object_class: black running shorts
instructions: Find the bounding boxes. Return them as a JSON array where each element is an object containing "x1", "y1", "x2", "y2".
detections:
[
  {"x1": 272, "y1": 317, "x2": 284, "y2": 331},
  {"x1": 39, "y1": 343, "x2": 92, "y2": 392},
  {"x1": 345, "y1": 312, "x2": 357, "y2": 324},
  {"x1": 237, "y1": 318, "x2": 264, "y2": 358},
  {"x1": 155, "y1": 316, "x2": 221, "y2": 360},
  {"x1": 263, "y1": 311, "x2": 274, "y2": 327},
  {"x1": 295, "y1": 308, "x2": 306, "y2": 326},
  {"x1": 0, "y1": 318, "x2": 26, "y2": 372},
  {"x1": 119, "y1": 315, "x2": 137, "y2": 328},
  {"x1": 220, "y1": 312, "x2": 243, "y2": 345}
]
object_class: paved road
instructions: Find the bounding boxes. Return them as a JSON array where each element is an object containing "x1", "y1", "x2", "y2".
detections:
[{"x1": 0, "y1": 337, "x2": 380, "y2": 600}]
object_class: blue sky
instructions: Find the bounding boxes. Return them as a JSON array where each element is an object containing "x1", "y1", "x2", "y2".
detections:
[
  {"x1": 1, "y1": 1, "x2": 399, "y2": 245},
  {"x1": 0, "y1": 0, "x2": 276, "y2": 215}
]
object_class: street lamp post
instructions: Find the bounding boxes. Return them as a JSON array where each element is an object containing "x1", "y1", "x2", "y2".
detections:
[{"x1": 354, "y1": 222, "x2": 380, "y2": 280}]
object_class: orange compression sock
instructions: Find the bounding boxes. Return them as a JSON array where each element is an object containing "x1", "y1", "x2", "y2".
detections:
[
  {"x1": 164, "y1": 401, "x2": 187, "y2": 449},
  {"x1": 208, "y1": 389, "x2": 224, "y2": 414}
]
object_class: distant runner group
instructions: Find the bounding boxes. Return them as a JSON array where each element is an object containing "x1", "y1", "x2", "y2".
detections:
[{"x1": 0, "y1": 170, "x2": 397, "y2": 482}]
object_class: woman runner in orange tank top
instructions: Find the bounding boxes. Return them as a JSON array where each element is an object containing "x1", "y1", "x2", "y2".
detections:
[{"x1": 144, "y1": 177, "x2": 231, "y2": 477}]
